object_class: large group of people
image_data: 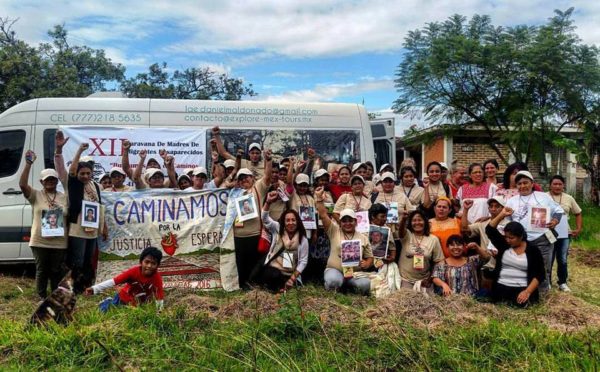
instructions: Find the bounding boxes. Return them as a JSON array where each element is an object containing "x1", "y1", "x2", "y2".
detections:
[{"x1": 23, "y1": 127, "x2": 584, "y2": 310}]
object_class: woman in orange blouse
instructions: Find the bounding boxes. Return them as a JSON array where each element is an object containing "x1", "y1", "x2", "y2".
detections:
[{"x1": 429, "y1": 197, "x2": 463, "y2": 258}]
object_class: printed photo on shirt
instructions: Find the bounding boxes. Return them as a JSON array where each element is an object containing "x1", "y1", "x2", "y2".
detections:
[
  {"x1": 235, "y1": 193, "x2": 259, "y2": 222},
  {"x1": 369, "y1": 225, "x2": 390, "y2": 259},
  {"x1": 81, "y1": 201, "x2": 100, "y2": 229},
  {"x1": 529, "y1": 206, "x2": 549, "y2": 232},
  {"x1": 386, "y1": 202, "x2": 399, "y2": 224},
  {"x1": 41, "y1": 209, "x2": 65, "y2": 237},
  {"x1": 341, "y1": 239, "x2": 361, "y2": 267},
  {"x1": 299, "y1": 206, "x2": 317, "y2": 229},
  {"x1": 355, "y1": 211, "x2": 370, "y2": 233}
]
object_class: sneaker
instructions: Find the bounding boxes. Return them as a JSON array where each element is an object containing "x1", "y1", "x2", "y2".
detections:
[{"x1": 559, "y1": 284, "x2": 571, "y2": 292}]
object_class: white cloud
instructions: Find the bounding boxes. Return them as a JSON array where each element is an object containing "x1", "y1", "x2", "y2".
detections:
[
  {"x1": 263, "y1": 78, "x2": 394, "y2": 102},
  {"x1": 1, "y1": 0, "x2": 597, "y2": 61}
]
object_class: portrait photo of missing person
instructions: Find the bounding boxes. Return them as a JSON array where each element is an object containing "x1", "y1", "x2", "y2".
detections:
[
  {"x1": 81, "y1": 200, "x2": 100, "y2": 228},
  {"x1": 235, "y1": 194, "x2": 259, "y2": 222},
  {"x1": 41, "y1": 209, "x2": 65, "y2": 237}
]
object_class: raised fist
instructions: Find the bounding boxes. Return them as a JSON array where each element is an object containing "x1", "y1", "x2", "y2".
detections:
[
  {"x1": 25, "y1": 150, "x2": 37, "y2": 163},
  {"x1": 266, "y1": 190, "x2": 279, "y2": 203},
  {"x1": 55, "y1": 131, "x2": 69, "y2": 148},
  {"x1": 463, "y1": 199, "x2": 474, "y2": 210},
  {"x1": 79, "y1": 143, "x2": 89, "y2": 151},
  {"x1": 122, "y1": 140, "x2": 131, "y2": 150},
  {"x1": 159, "y1": 149, "x2": 167, "y2": 159},
  {"x1": 139, "y1": 149, "x2": 147, "y2": 159}
]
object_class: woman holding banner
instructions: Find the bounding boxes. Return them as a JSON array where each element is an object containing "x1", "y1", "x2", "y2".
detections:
[{"x1": 231, "y1": 149, "x2": 273, "y2": 289}]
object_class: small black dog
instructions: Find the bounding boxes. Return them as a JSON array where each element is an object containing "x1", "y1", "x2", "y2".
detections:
[{"x1": 30, "y1": 269, "x2": 85, "y2": 326}]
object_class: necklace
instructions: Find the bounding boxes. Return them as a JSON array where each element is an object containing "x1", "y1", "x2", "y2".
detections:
[
  {"x1": 550, "y1": 192, "x2": 562, "y2": 205},
  {"x1": 352, "y1": 194, "x2": 363, "y2": 212},
  {"x1": 343, "y1": 231, "x2": 355, "y2": 240},
  {"x1": 401, "y1": 184, "x2": 414, "y2": 198},
  {"x1": 42, "y1": 190, "x2": 58, "y2": 209}
]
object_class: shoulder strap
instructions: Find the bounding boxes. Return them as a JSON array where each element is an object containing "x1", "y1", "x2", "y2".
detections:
[{"x1": 370, "y1": 192, "x2": 379, "y2": 204}]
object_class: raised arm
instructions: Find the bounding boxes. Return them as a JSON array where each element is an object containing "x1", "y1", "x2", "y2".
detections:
[
  {"x1": 302, "y1": 148, "x2": 316, "y2": 175},
  {"x1": 54, "y1": 130, "x2": 69, "y2": 185},
  {"x1": 164, "y1": 155, "x2": 177, "y2": 189},
  {"x1": 314, "y1": 186, "x2": 332, "y2": 230},
  {"x1": 485, "y1": 207, "x2": 513, "y2": 253},
  {"x1": 258, "y1": 148, "x2": 273, "y2": 188},
  {"x1": 211, "y1": 126, "x2": 235, "y2": 160},
  {"x1": 461, "y1": 199, "x2": 473, "y2": 234},
  {"x1": 121, "y1": 140, "x2": 133, "y2": 179},
  {"x1": 286, "y1": 157, "x2": 296, "y2": 186},
  {"x1": 19, "y1": 150, "x2": 35, "y2": 199},
  {"x1": 422, "y1": 177, "x2": 432, "y2": 208},
  {"x1": 132, "y1": 149, "x2": 147, "y2": 189},
  {"x1": 397, "y1": 209, "x2": 409, "y2": 238},
  {"x1": 69, "y1": 143, "x2": 89, "y2": 177},
  {"x1": 261, "y1": 191, "x2": 280, "y2": 233},
  {"x1": 465, "y1": 242, "x2": 491, "y2": 260}
]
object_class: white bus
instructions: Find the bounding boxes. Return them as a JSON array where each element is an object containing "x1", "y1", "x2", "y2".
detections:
[{"x1": 0, "y1": 97, "x2": 390, "y2": 262}]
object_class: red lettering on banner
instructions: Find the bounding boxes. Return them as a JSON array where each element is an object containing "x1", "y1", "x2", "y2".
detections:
[{"x1": 90, "y1": 138, "x2": 107, "y2": 156}]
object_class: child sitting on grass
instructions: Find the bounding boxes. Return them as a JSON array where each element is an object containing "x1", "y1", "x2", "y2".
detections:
[{"x1": 85, "y1": 247, "x2": 164, "y2": 312}]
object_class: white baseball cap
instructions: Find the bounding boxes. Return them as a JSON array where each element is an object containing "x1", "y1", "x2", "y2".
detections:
[
  {"x1": 439, "y1": 162, "x2": 448, "y2": 170},
  {"x1": 515, "y1": 170, "x2": 534, "y2": 182},
  {"x1": 314, "y1": 169, "x2": 329, "y2": 179},
  {"x1": 339, "y1": 208, "x2": 357, "y2": 220},
  {"x1": 145, "y1": 168, "x2": 164, "y2": 179},
  {"x1": 236, "y1": 168, "x2": 254, "y2": 179},
  {"x1": 110, "y1": 167, "x2": 127, "y2": 177},
  {"x1": 224, "y1": 159, "x2": 236, "y2": 169},
  {"x1": 40, "y1": 169, "x2": 59, "y2": 181},
  {"x1": 487, "y1": 196, "x2": 506, "y2": 207},
  {"x1": 372, "y1": 174, "x2": 382, "y2": 185},
  {"x1": 184, "y1": 168, "x2": 195, "y2": 176},
  {"x1": 295, "y1": 174, "x2": 310, "y2": 185},
  {"x1": 351, "y1": 162, "x2": 366, "y2": 173},
  {"x1": 381, "y1": 172, "x2": 396, "y2": 182},
  {"x1": 177, "y1": 174, "x2": 191, "y2": 183},
  {"x1": 192, "y1": 166, "x2": 208, "y2": 176},
  {"x1": 248, "y1": 143, "x2": 261, "y2": 151},
  {"x1": 350, "y1": 175, "x2": 365, "y2": 184},
  {"x1": 80, "y1": 156, "x2": 94, "y2": 164},
  {"x1": 379, "y1": 163, "x2": 393, "y2": 173},
  {"x1": 98, "y1": 173, "x2": 110, "y2": 181}
]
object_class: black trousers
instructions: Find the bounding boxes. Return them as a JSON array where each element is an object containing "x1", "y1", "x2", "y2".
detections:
[
  {"x1": 234, "y1": 236, "x2": 261, "y2": 289},
  {"x1": 257, "y1": 266, "x2": 289, "y2": 293},
  {"x1": 492, "y1": 283, "x2": 539, "y2": 308}
]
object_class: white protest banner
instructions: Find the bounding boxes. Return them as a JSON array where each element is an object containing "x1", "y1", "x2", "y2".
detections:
[
  {"x1": 60, "y1": 126, "x2": 206, "y2": 184},
  {"x1": 100, "y1": 188, "x2": 230, "y2": 289}
]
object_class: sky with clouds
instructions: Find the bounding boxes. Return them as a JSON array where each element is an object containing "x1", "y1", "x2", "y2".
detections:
[{"x1": 1, "y1": 1, "x2": 598, "y2": 133}]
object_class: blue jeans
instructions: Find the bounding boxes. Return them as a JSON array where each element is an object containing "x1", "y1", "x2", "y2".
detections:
[
  {"x1": 324, "y1": 268, "x2": 370, "y2": 295},
  {"x1": 551, "y1": 238, "x2": 570, "y2": 285}
]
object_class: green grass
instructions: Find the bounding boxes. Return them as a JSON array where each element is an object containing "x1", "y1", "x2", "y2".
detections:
[
  {"x1": 2, "y1": 210, "x2": 600, "y2": 370},
  {"x1": 574, "y1": 203, "x2": 600, "y2": 250},
  {"x1": 1, "y1": 280, "x2": 599, "y2": 371}
]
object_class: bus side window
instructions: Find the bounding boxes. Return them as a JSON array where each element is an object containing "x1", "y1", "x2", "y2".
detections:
[
  {"x1": 0, "y1": 130, "x2": 26, "y2": 178},
  {"x1": 43, "y1": 129, "x2": 57, "y2": 169}
]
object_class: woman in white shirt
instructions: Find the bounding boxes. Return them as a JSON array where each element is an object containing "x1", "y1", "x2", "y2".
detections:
[{"x1": 504, "y1": 171, "x2": 564, "y2": 291}]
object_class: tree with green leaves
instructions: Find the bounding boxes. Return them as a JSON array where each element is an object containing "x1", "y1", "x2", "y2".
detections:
[
  {"x1": 393, "y1": 8, "x2": 600, "y2": 173},
  {"x1": 0, "y1": 19, "x2": 125, "y2": 111},
  {"x1": 121, "y1": 62, "x2": 256, "y2": 100}
]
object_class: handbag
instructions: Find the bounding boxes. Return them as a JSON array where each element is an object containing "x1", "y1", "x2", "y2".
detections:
[{"x1": 255, "y1": 187, "x2": 272, "y2": 254}]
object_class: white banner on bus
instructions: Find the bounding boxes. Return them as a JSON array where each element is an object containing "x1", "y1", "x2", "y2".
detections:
[{"x1": 60, "y1": 126, "x2": 206, "y2": 182}]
